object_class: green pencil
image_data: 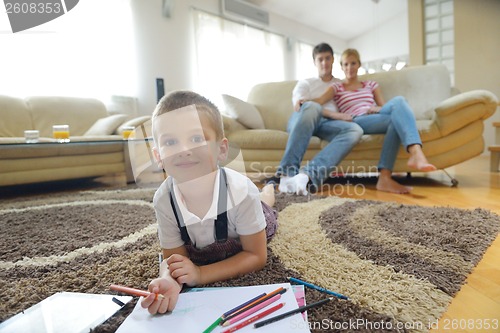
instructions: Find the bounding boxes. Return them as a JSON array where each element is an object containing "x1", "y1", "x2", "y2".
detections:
[{"x1": 202, "y1": 316, "x2": 222, "y2": 333}]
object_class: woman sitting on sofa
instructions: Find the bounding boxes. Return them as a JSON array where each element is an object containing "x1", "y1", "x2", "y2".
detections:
[{"x1": 311, "y1": 48, "x2": 436, "y2": 193}]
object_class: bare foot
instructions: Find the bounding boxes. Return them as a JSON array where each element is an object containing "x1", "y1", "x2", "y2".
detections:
[
  {"x1": 407, "y1": 145, "x2": 437, "y2": 172},
  {"x1": 376, "y1": 171, "x2": 412, "y2": 194},
  {"x1": 260, "y1": 183, "x2": 276, "y2": 207}
]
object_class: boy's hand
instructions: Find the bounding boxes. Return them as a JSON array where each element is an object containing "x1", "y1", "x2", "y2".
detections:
[
  {"x1": 140, "y1": 277, "x2": 181, "y2": 314},
  {"x1": 167, "y1": 254, "x2": 202, "y2": 286}
]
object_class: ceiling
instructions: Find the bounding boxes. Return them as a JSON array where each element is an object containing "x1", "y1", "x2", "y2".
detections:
[{"x1": 246, "y1": 0, "x2": 408, "y2": 41}]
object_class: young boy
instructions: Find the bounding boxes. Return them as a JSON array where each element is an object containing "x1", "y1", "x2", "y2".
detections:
[{"x1": 141, "y1": 90, "x2": 277, "y2": 314}]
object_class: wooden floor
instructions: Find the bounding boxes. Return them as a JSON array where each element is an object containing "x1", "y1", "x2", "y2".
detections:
[
  {"x1": 316, "y1": 155, "x2": 500, "y2": 333},
  {"x1": 1, "y1": 155, "x2": 497, "y2": 332}
]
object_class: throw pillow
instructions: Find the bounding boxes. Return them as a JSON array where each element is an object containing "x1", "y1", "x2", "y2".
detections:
[
  {"x1": 222, "y1": 94, "x2": 265, "y2": 129},
  {"x1": 84, "y1": 114, "x2": 128, "y2": 136},
  {"x1": 116, "y1": 115, "x2": 151, "y2": 135}
]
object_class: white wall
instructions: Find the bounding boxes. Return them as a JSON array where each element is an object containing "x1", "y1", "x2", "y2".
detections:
[
  {"x1": 130, "y1": 0, "x2": 347, "y2": 115},
  {"x1": 130, "y1": 0, "x2": 411, "y2": 115},
  {"x1": 454, "y1": 0, "x2": 500, "y2": 151},
  {"x1": 408, "y1": 0, "x2": 500, "y2": 151},
  {"x1": 348, "y1": 13, "x2": 409, "y2": 63}
]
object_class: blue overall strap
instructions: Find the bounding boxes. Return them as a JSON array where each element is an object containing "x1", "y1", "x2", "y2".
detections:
[
  {"x1": 214, "y1": 168, "x2": 228, "y2": 243},
  {"x1": 168, "y1": 177, "x2": 190, "y2": 244},
  {"x1": 169, "y1": 190, "x2": 190, "y2": 244},
  {"x1": 169, "y1": 168, "x2": 229, "y2": 245}
]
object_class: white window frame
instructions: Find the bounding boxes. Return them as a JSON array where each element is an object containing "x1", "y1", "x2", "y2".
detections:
[{"x1": 424, "y1": 0, "x2": 455, "y2": 84}]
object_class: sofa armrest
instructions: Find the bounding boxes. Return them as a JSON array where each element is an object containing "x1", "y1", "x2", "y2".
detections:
[
  {"x1": 434, "y1": 89, "x2": 498, "y2": 136},
  {"x1": 116, "y1": 115, "x2": 152, "y2": 135},
  {"x1": 450, "y1": 86, "x2": 461, "y2": 97},
  {"x1": 222, "y1": 115, "x2": 248, "y2": 134}
]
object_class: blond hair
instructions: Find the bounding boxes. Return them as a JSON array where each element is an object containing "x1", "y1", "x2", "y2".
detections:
[
  {"x1": 341, "y1": 48, "x2": 361, "y2": 66},
  {"x1": 152, "y1": 90, "x2": 224, "y2": 144}
]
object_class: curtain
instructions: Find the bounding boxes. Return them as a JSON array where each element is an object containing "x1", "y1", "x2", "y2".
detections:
[
  {"x1": 295, "y1": 42, "x2": 316, "y2": 79},
  {"x1": 0, "y1": 0, "x2": 136, "y2": 101},
  {"x1": 192, "y1": 10, "x2": 285, "y2": 109}
]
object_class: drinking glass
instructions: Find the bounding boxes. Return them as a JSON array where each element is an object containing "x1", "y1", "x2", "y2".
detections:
[
  {"x1": 24, "y1": 130, "x2": 39, "y2": 143},
  {"x1": 122, "y1": 126, "x2": 135, "y2": 140},
  {"x1": 53, "y1": 125, "x2": 70, "y2": 143}
]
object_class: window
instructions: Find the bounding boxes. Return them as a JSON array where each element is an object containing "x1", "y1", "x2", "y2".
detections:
[
  {"x1": 295, "y1": 42, "x2": 316, "y2": 79},
  {"x1": 424, "y1": 0, "x2": 454, "y2": 84},
  {"x1": 361, "y1": 55, "x2": 409, "y2": 74},
  {"x1": 193, "y1": 10, "x2": 285, "y2": 109},
  {"x1": 295, "y1": 41, "x2": 343, "y2": 79},
  {"x1": 0, "y1": 0, "x2": 136, "y2": 101}
]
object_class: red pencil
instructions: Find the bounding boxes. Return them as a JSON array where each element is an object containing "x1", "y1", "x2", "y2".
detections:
[
  {"x1": 110, "y1": 284, "x2": 165, "y2": 300},
  {"x1": 221, "y1": 302, "x2": 285, "y2": 333}
]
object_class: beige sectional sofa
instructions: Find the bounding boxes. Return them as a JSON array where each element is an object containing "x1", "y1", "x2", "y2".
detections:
[
  {"x1": 0, "y1": 95, "x2": 149, "y2": 186},
  {"x1": 221, "y1": 64, "x2": 498, "y2": 183}
]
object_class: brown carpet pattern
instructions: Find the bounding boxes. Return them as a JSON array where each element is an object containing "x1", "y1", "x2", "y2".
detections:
[{"x1": 1, "y1": 188, "x2": 499, "y2": 333}]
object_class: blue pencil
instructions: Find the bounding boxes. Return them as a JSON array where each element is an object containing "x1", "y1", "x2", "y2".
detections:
[{"x1": 288, "y1": 277, "x2": 348, "y2": 300}]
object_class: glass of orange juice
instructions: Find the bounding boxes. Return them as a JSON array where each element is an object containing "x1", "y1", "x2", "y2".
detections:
[
  {"x1": 122, "y1": 126, "x2": 135, "y2": 140},
  {"x1": 53, "y1": 125, "x2": 70, "y2": 143}
]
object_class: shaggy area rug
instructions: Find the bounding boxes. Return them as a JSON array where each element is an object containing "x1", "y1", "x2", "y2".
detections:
[{"x1": 1, "y1": 188, "x2": 499, "y2": 333}]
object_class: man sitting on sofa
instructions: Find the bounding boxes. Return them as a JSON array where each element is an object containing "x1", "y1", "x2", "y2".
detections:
[{"x1": 276, "y1": 42, "x2": 363, "y2": 195}]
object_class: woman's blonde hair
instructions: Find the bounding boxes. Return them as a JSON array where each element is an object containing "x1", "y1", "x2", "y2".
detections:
[{"x1": 341, "y1": 48, "x2": 361, "y2": 66}]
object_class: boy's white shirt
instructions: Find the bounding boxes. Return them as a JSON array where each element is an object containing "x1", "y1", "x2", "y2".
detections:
[
  {"x1": 172, "y1": 171, "x2": 221, "y2": 226},
  {"x1": 154, "y1": 167, "x2": 266, "y2": 249}
]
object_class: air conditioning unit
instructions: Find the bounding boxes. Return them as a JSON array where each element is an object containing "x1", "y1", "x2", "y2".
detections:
[{"x1": 220, "y1": 0, "x2": 269, "y2": 26}]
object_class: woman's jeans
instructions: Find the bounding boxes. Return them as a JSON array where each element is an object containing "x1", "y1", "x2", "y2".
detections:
[
  {"x1": 353, "y1": 96, "x2": 422, "y2": 171},
  {"x1": 276, "y1": 101, "x2": 362, "y2": 188}
]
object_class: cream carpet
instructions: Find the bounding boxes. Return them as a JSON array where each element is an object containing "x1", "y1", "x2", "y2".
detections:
[{"x1": 1, "y1": 188, "x2": 499, "y2": 332}]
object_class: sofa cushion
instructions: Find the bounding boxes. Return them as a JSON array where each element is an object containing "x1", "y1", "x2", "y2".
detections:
[
  {"x1": 227, "y1": 129, "x2": 321, "y2": 150},
  {"x1": 359, "y1": 64, "x2": 451, "y2": 120},
  {"x1": 26, "y1": 96, "x2": 109, "y2": 137},
  {"x1": 116, "y1": 115, "x2": 152, "y2": 135},
  {"x1": 222, "y1": 94, "x2": 265, "y2": 129},
  {"x1": 247, "y1": 81, "x2": 297, "y2": 131},
  {"x1": 242, "y1": 65, "x2": 451, "y2": 131},
  {"x1": 0, "y1": 95, "x2": 33, "y2": 137},
  {"x1": 84, "y1": 114, "x2": 128, "y2": 136}
]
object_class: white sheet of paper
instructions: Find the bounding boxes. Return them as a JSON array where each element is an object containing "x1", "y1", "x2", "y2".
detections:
[
  {"x1": 0, "y1": 292, "x2": 132, "y2": 333},
  {"x1": 116, "y1": 283, "x2": 311, "y2": 333}
]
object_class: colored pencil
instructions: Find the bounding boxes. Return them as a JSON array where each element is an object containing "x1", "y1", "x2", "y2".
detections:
[
  {"x1": 109, "y1": 284, "x2": 165, "y2": 300},
  {"x1": 222, "y1": 294, "x2": 282, "y2": 326},
  {"x1": 288, "y1": 277, "x2": 349, "y2": 300},
  {"x1": 222, "y1": 287, "x2": 286, "y2": 323},
  {"x1": 221, "y1": 292, "x2": 266, "y2": 319},
  {"x1": 222, "y1": 302, "x2": 285, "y2": 333},
  {"x1": 111, "y1": 297, "x2": 125, "y2": 307},
  {"x1": 202, "y1": 316, "x2": 222, "y2": 333},
  {"x1": 254, "y1": 297, "x2": 333, "y2": 328}
]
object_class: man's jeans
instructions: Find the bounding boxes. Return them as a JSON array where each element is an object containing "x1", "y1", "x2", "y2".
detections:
[
  {"x1": 276, "y1": 101, "x2": 362, "y2": 188},
  {"x1": 353, "y1": 96, "x2": 422, "y2": 171}
]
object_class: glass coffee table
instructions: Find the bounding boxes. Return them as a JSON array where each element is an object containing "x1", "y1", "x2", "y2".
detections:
[{"x1": 0, "y1": 138, "x2": 133, "y2": 186}]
